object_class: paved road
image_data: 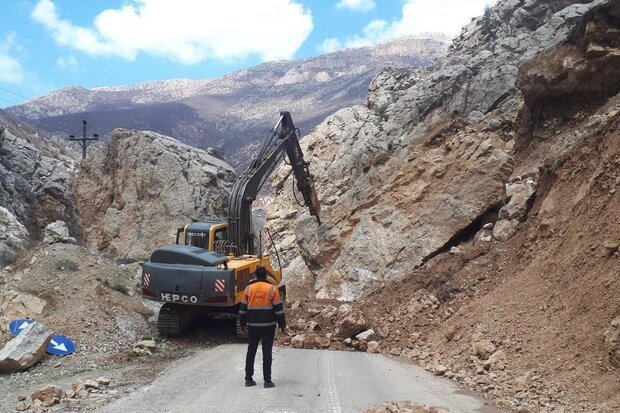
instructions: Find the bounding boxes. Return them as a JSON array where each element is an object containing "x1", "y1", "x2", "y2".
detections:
[{"x1": 99, "y1": 344, "x2": 502, "y2": 413}]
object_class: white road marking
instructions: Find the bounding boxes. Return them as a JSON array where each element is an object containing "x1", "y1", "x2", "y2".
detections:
[{"x1": 326, "y1": 355, "x2": 342, "y2": 413}]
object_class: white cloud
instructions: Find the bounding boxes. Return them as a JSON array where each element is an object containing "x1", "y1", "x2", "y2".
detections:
[
  {"x1": 336, "y1": 0, "x2": 376, "y2": 12},
  {"x1": 0, "y1": 33, "x2": 25, "y2": 83},
  {"x1": 31, "y1": 0, "x2": 314, "y2": 65},
  {"x1": 321, "y1": 0, "x2": 495, "y2": 51},
  {"x1": 317, "y1": 38, "x2": 343, "y2": 54},
  {"x1": 56, "y1": 55, "x2": 79, "y2": 71}
]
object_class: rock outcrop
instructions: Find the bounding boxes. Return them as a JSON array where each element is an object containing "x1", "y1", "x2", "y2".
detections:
[
  {"x1": 267, "y1": 0, "x2": 620, "y2": 300},
  {"x1": 76, "y1": 129, "x2": 236, "y2": 261},
  {"x1": 0, "y1": 111, "x2": 78, "y2": 263}
]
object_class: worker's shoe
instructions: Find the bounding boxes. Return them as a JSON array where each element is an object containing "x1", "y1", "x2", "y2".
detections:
[
  {"x1": 245, "y1": 379, "x2": 257, "y2": 387},
  {"x1": 264, "y1": 380, "x2": 275, "y2": 388}
]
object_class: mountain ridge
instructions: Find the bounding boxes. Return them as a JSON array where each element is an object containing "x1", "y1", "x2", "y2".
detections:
[{"x1": 6, "y1": 35, "x2": 448, "y2": 167}]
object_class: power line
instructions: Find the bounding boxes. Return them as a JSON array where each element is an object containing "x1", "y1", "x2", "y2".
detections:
[
  {"x1": 0, "y1": 96, "x2": 18, "y2": 105},
  {"x1": 0, "y1": 87, "x2": 28, "y2": 99}
]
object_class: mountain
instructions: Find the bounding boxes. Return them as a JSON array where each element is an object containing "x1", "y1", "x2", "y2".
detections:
[{"x1": 6, "y1": 35, "x2": 448, "y2": 168}]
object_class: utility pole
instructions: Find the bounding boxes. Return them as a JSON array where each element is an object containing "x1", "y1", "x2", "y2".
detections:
[{"x1": 69, "y1": 120, "x2": 99, "y2": 160}]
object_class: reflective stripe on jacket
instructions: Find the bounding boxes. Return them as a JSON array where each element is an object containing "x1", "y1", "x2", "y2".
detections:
[{"x1": 238, "y1": 280, "x2": 286, "y2": 329}]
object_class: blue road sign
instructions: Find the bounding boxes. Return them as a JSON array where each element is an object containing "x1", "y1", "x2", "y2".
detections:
[
  {"x1": 46, "y1": 335, "x2": 75, "y2": 356},
  {"x1": 9, "y1": 319, "x2": 34, "y2": 336}
]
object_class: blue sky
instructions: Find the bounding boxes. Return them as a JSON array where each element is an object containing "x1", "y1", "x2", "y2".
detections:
[{"x1": 0, "y1": 0, "x2": 494, "y2": 107}]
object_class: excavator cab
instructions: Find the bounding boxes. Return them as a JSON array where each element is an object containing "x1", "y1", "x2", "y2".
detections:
[{"x1": 176, "y1": 222, "x2": 230, "y2": 253}]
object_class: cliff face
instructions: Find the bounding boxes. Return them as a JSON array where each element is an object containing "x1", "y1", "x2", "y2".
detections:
[
  {"x1": 0, "y1": 111, "x2": 78, "y2": 263},
  {"x1": 266, "y1": 0, "x2": 620, "y2": 300},
  {"x1": 75, "y1": 129, "x2": 236, "y2": 262}
]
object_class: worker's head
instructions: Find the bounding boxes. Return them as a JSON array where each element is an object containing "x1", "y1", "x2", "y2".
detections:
[{"x1": 255, "y1": 267, "x2": 267, "y2": 280}]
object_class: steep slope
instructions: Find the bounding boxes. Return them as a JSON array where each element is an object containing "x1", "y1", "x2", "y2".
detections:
[
  {"x1": 266, "y1": 0, "x2": 619, "y2": 410},
  {"x1": 75, "y1": 129, "x2": 236, "y2": 261},
  {"x1": 6, "y1": 36, "x2": 447, "y2": 168},
  {"x1": 0, "y1": 110, "x2": 79, "y2": 263}
]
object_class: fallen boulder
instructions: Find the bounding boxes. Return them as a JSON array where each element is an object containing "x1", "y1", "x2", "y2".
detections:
[
  {"x1": 0, "y1": 322, "x2": 52, "y2": 373},
  {"x1": 335, "y1": 305, "x2": 370, "y2": 338},
  {"x1": 43, "y1": 220, "x2": 76, "y2": 244},
  {"x1": 472, "y1": 339, "x2": 496, "y2": 359},
  {"x1": 291, "y1": 334, "x2": 305, "y2": 349}
]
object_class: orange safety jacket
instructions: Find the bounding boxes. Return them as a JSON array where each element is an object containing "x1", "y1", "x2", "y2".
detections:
[{"x1": 238, "y1": 280, "x2": 286, "y2": 329}]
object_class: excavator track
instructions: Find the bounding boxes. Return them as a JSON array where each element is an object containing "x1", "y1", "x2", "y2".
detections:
[{"x1": 158, "y1": 303, "x2": 192, "y2": 336}]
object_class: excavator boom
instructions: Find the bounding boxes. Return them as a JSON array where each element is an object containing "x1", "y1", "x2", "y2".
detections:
[{"x1": 227, "y1": 111, "x2": 320, "y2": 256}]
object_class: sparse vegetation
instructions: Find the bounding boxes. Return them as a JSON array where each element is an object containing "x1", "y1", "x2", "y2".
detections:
[
  {"x1": 481, "y1": 6, "x2": 496, "y2": 39},
  {"x1": 97, "y1": 277, "x2": 130, "y2": 295},
  {"x1": 55, "y1": 258, "x2": 79, "y2": 272}
]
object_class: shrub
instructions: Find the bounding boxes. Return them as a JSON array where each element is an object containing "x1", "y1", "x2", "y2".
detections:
[
  {"x1": 97, "y1": 277, "x2": 130, "y2": 295},
  {"x1": 55, "y1": 259, "x2": 79, "y2": 272}
]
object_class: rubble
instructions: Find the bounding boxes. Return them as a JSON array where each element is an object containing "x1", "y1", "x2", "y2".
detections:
[
  {"x1": 364, "y1": 401, "x2": 450, "y2": 413},
  {"x1": 31, "y1": 385, "x2": 66, "y2": 407}
]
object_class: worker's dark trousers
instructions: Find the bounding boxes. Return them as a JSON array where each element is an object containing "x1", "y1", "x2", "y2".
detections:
[{"x1": 245, "y1": 325, "x2": 276, "y2": 381}]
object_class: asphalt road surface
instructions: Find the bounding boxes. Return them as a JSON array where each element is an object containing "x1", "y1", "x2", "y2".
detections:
[{"x1": 99, "y1": 344, "x2": 502, "y2": 413}]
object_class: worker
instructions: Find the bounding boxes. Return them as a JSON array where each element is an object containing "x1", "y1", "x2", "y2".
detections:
[{"x1": 238, "y1": 267, "x2": 286, "y2": 388}]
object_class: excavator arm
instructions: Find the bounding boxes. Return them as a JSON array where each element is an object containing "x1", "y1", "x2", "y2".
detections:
[{"x1": 227, "y1": 111, "x2": 321, "y2": 256}]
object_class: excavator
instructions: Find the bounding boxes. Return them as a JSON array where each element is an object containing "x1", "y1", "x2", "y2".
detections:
[{"x1": 140, "y1": 111, "x2": 321, "y2": 336}]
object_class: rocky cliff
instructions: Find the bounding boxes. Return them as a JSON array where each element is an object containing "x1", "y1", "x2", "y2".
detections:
[
  {"x1": 75, "y1": 129, "x2": 236, "y2": 261},
  {"x1": 0, "y1": 111, "x2": 79, "y2": 263},
  {"x1": 267, "y1": 0, "x2": 619, "y2": 301}
]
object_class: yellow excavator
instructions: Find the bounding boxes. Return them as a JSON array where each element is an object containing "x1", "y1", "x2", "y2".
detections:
[{"x1": 141, "y1": 111, "x2": 321, "y2": 336}]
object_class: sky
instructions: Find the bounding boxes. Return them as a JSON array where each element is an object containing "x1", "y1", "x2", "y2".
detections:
[{"x1": 0, "y1": 0, "x2": 495, "y2": 108}]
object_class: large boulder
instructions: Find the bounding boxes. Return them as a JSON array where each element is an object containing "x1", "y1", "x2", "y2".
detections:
[
  {"x1": 0, "y1": 322, "x2": 52, "y2": 373},
  {"x1": 43, "y1": 220, "x2": 76, "y2": 244},
  {"x1": 76, "y1": 129, "x2": 236, "y2": 261},
  {"x1": 335, "y1": 305, "x2": 370, "y2": 338}
]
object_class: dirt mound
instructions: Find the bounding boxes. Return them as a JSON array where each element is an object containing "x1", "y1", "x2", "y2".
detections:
[
  {"x1": 363, "y1": 104, "x2": 619, "y2": 411},
  {"x1": 0, "y1": 242, "x2": 154, "y2": 353}
]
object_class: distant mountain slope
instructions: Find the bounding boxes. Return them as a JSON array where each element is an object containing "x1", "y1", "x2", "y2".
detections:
[{"x1": 7, "y1": 35, "x2": 448, "y2": 167}]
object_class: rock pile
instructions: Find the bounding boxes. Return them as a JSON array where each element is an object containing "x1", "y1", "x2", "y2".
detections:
[{"x1": 15, "y1": 377, "x2": 112, "y2": 412}]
